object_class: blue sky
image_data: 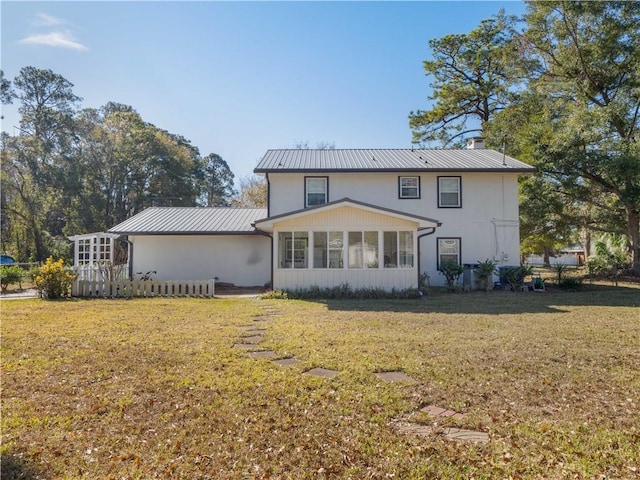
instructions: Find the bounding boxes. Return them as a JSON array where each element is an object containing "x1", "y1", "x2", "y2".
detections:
[{"x1": 1, "y1": 1, "x2": 526, "y2": 179}]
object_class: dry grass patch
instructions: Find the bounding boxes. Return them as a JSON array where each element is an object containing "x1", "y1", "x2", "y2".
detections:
[{"x1": 2, "y1": 285, "x2": 639, "y2": 479}]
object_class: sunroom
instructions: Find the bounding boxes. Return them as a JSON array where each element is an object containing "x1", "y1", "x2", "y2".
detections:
[{"x1": 254, "y1": 198, "x2": 440, "y2": 291}]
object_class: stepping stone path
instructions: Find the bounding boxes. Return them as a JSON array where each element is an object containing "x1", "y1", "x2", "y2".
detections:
[
  {"x1": 442, "y1": 427, "x2": 489, "y2": 443},
  {"x1": 303, "y1": 367, "x2": 340, "y2": 379},
  {"x1": 375, "y1": 371, "x2": 416, "y2": 383},
  {"x1": 235, "y1": 298, "x2": 488, "y2": 444},
  {"x1": 248, "y1": 350, "x2": 278, "y2": 359},
  {"x1": 272, "y1": 357, "x2": 301, "y2": 367}
]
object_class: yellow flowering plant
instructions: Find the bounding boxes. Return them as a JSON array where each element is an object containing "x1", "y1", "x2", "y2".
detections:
[{"x1": 34, "y1": 257, "x2": 76, "y2": 299}]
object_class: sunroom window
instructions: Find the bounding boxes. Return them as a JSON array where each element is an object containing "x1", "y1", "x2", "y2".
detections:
[{"x1": 278, "y1": 231, "x2": 308, "y2": 268}]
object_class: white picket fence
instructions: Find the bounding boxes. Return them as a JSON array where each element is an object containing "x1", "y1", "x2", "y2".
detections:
[{"x1": 72, "y1": 279, "x2": 216, "y2": 298}]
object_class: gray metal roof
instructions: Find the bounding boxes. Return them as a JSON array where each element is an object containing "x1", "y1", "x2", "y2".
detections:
[
  {"x1": 254, "y1": 148, "x2": 535, "y2": 173},
  {"x1": 109, "y1": 207, "x2": 268, "y2": 235}
]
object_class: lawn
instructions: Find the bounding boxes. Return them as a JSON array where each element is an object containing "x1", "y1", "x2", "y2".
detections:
[{"x1": 2, "y1": 284, "x2": 639, "y2": 479}]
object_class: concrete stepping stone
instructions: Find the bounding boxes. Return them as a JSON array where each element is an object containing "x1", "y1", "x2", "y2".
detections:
[
  {"x1": 248, "y1": 350, "x2": 278, "y2": 359},
  {"x1": 237, "y1": 325, "x2": 256, "y2": 330},
  {"x1": 272, "y1": 357, "x2": 301, "y2": 367},
  {"x1": 233, "y1": 343, "x2": 258, "y2": 350},
  {"x1": 442, "y1": 428, "x2": 488, "y2": 443},
  {"x1": 241, "y1": 329, "x2": 266, "y2": 336},
  {"x1": 375, "y1": 371, "x2": 416, "y2": 383},
  {"x1": 421, "y1": 405, "x2": 464, "y2": 419},
  {"x1": 303, "y1": 367, "x2": 339, "y2": 379},
  {"x1": 240, "y1": 335, "x2": 263, "y2": 344}
]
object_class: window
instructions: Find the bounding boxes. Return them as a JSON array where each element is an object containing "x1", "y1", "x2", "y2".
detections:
[
  {"x1": 437, "y1": 238, "x2": 461, "y2": 269},
  {"x1": 383, "y1": 231, "x2": 414, "y2": 268},
  {"x1": 383, "y1": 231, "x2": 398, "y2": 268},
  {"x1": 328, "y1": 232, "x2": 344, "y2": 268},
  {"x1": 305, "y1": 177, "x2": 328, "y2": 207},
  {"x1": 438, "y1": 176, "x2": 461, "y2": 207},
  {"x1": 278, "y1": 232, "x2": 308, "y2": 268},
  {"x1": 347, "y1": 231, "x2": 379, "y2": 269},
  {"x1": 399, "y1": 176, "x2": 420, "y2": 199},
  {"x1": 78, "y1": 238, "x2": 91, "y2": 265},
  {"x1": 313, "y1": 231, "x2": 343, "y2": 268},
  {"x1": 99, "y1": 237, "x2": 111, "y2": 262},
  {"x1": 398, "y1": 231, "x2": 414, "y2": 268}
]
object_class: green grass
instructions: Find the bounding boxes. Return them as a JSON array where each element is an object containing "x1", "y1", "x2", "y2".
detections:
[{"x1": 2, "y1": 284, "x2": 639, "y2": 479}]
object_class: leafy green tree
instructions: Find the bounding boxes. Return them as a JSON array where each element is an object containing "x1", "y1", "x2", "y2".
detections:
[
  {"x1": 200, "y1": 153, "x2": 235, "y2": 207},
  {"x1": 491, "y1": 1, "x2": 640, "y2": 271},
  {"x1": 409, "y1": 10, "x2": 528, "y2": 147}
]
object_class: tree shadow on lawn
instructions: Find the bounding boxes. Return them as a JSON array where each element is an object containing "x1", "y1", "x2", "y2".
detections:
[
  {"x1": 316, "y1": 283, "x2": 640, "y2": 314},
  {"x1": 1, "y1": 452, "x2": 41, "y2": 480}
]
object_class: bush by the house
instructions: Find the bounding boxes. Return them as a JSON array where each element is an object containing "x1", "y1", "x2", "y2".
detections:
[
  {"x1": 0, "y1": 265, "x2": 25, "y2": 292},
  {"x1": 438, "y1": 260, "x2": 464, "y2": 287},
  {"x1": 502, "y1": 264, "x2": 534, "y2": 291},
  {"x1": 34, "y1": 257, "x2": 75, "y2": 299},
  {"x1": 475, "y1": 259, "x2": 498, "y2": 291},
  {"x1": 262, "y1": 283, "x2": 423, "y2": 300}
]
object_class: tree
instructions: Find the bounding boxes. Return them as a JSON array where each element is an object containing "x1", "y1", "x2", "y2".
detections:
[
  {"x1": 200, "y1": 153, "x2": 235, "y2": 207},
  {"x1": 1, "y1": 67, "x2": 81, "y2": 260},
  {"x1": 490, "y1": 1, "x2": 640, "y2": 271},
  {"x1": 231, "y1": 175, "x2": 267, "y2": 208},
  {"x1": 409, "y1": 10, "x2": 528, "y2": 147}
]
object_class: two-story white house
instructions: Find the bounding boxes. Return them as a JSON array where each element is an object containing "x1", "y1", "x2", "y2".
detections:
[{"x1": 98, "y1": 139, "x2": 534, "y2": 290}]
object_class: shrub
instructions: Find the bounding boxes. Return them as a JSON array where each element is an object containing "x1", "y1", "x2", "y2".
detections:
[
  {"x1": 475, "y1": 259, "x2": 498, "y2": 291},
  {"x1": 260, "y1": 290, "x2": 288, "y2": 300},
  {"x1": 34, "y1": 257, "x2": 76, "y2": 299},
  {"x1": 553, "y1": 262, "x2": 568, "y2": 284},
  {"x1": 558, "y1": 276, "x2": 583, "y2": 290},
  {"x1": 438, "y1": 260, "x2": 464, "y2": 287},
  {"x1": 0, "y1": 265, "x2": 25, "y2": 292},
  {"x1": 266, "y1": 284, "x2": 423, "y2": 300},
  {"x1": 502, "y1": 264, "x2": 534, "y2": 291}
]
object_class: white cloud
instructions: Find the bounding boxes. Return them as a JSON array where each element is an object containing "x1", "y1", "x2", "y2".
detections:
[
  {"x1": 20, "y1": 13, "x2": 89, "y2": 52},
  {"x1": 34, "y1": 13, "x2": 65, "y2": 27},
  {"x1": 20, "y1": 31, "x2": 89, "y2": 51}
]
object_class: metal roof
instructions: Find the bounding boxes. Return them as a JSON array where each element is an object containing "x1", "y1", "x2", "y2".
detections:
[
  {"x1": 254, "y1": 148, "x2": 536, "y2": 173},
  {"x1": 109, "y1": 207, "x2": 268, "y2": 235}
]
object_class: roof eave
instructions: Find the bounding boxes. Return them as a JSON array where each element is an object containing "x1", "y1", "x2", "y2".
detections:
[{"x1": 254, "y1": 167, "x2": 536, "y2": 174}]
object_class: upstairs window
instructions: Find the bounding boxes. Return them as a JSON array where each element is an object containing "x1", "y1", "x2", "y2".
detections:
[
  {"x1": 438, "y1": 176, "x2": 461, "y2": 208},
  {"x1": 399, "y1": 176, "x2": 420, "y2": 199},
  {"x1": 305, "y1": 177, "x2": 328, "y2": 207}
]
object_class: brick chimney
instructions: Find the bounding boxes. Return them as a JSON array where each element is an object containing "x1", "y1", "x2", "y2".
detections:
[{"x1": 466, "y1": 137, "x2": 485, "y2": 149}]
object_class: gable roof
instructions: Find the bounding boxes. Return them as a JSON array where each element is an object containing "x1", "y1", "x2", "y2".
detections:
[
  {"x1": 109, "y1": 207, "x2": 268, "y2": 235},
  {"x1": 253, "y1": 197, "x2": 441, "y2": 231},
  {"x1": 254, "y1": 148, "x2": 535, "y2": 173}
]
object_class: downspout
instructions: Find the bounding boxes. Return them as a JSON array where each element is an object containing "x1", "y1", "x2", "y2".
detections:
[{"x1": 417, "y1": 227, "x2": 438, "y2": 287}]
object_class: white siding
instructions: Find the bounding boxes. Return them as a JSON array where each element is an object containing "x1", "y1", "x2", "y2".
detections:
[
  {"x1": 130, "y1": 235, "x2": 271, "y2": 287},
  {"x1": 269, "y1": 172, "x2": 522, "y2": 287}
]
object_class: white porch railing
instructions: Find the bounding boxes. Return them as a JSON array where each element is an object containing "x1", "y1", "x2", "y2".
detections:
[{"x1": 72, "y1": 279, "x2": 216, "y2": 298}]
